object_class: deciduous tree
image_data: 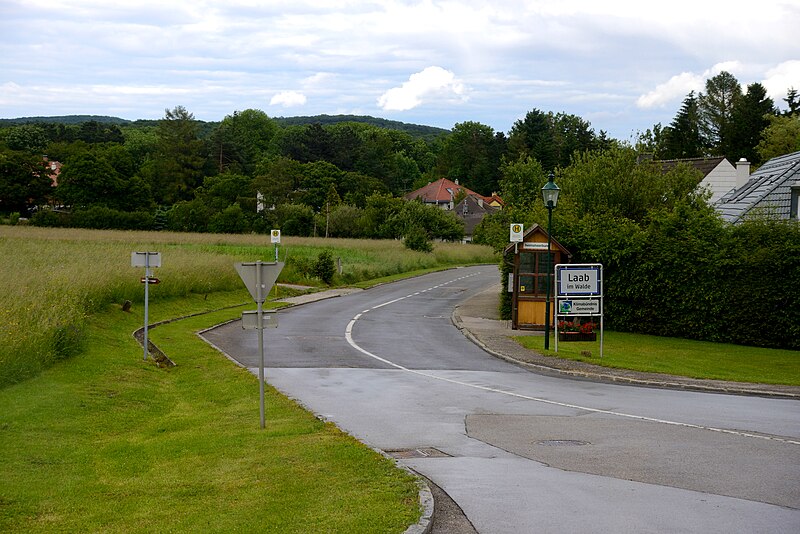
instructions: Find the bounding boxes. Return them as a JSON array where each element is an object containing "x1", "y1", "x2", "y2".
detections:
[
  {"x1": 434, "y1": 121, "x2": 505, "y2": 195},
  {"x1": 0, "y1": 151, "x2": 53, "y2": 214}
]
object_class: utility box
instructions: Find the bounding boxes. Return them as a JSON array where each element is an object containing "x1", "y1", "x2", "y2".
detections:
[{"x1": 504, "y1": 224, "x2": 571, "y2": 330}]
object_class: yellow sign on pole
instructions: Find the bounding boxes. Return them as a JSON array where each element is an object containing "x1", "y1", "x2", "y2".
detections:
[{"x1": 510, "y1": 223, "x2": 524, "y2": 242}]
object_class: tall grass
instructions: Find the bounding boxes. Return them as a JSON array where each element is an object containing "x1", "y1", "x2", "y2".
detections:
[{"x1": 0, "y1": 227, "x2": 496, "y2": 387}]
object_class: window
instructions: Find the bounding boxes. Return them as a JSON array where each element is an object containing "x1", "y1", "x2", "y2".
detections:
[
  {"x1": 791, "y1": 186, "x2": 800, "y2": 220},
  {"x1": 518, "y1": 251, "x2": 556, "y2": 296}
]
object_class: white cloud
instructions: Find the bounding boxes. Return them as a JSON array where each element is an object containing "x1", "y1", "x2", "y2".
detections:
[
  {"x1": 2, "y1": 1, "x2": 799, "y2": 137},
  {"x1": 763, "y1": 60, "x2": 800, "y2": 102},
  {"x1": 636, "y1": 72, "x2": 704, "y2": 109},
  {"x1": 636, "y1": 61, "x2": 748, "y2": 109},
  {"x1": 269, "y1": 91, "x2": 307, "y2": 107},
  {"x1": 377, "y1": 66, "x2": 465, "y2": 111}
]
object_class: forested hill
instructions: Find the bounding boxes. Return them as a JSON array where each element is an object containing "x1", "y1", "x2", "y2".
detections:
[
  {"x1": 0, "y1": 113, "x2": 449, "y2": 139},
  {"x1": 273, "y1": 114, "x2": 450, "y2": 139},
  {"x1": 0, "y1": 115, "x2": 131, "y2": 126}
]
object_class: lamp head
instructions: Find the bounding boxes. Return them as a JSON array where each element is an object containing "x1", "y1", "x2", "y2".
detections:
[{"x1": 541, "y1": 172, "x2": 560, "y2": 209}]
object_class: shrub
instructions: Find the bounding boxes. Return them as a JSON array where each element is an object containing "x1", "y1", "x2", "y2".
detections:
[
  {"x1": 31, "y1": 209, "x2": 69, "y2": 227},
  {"x1": 71, "y1": 206, "x2": 154, "y2": 230},
  {"x1": 313, "y1": 249, "x2": 336, "y2": 285},
  {"x1": 403, "y1": 226, "x2": 433, "y2": 252},
  {"x1": 208, "y1": 203, "x2": 249, "y2": 234}
]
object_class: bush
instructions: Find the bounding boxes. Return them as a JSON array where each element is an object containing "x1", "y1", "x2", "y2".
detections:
[
  {"x1": 31, "y1": 209, "x2": 69, "y2": 227},
  {"x1": 71, "y1": 206, "x2": 154, "y2": 230},
  {"x1": 208, "y1": 203, "x2": 249, "y2": 234},
  {"x1": 277, "y1": 204, "x2": 315, "y2": 237},
  {"x1": 313, "y1": 249, "x2": 336, "y2": 285},
  {"x1": 167, "y1": 200, "x2": 212, "y2": 232},
  {"x1": 403, "y1": 225, "x2": 433, "y2": 252},
  {"x1": 557, "y1": 204, "x2": 800, "y2": 350}
]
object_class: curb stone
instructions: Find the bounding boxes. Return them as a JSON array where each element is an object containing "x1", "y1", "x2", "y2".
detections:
[{"x1": 451, "y1": 306, "x2": 800, "y2": 400}]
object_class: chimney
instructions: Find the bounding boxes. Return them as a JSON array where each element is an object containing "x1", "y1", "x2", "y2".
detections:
[
  {"x1": 477, "y1": 197, "x2": 484, "y2": 208},
  {"x1": 736, "y1": 158, "x2": 751, "y2": 188}
]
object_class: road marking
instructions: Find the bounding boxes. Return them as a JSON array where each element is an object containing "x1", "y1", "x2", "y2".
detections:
[{"x1": 344, "y1": 272, "x2": 800, "y2": 446}]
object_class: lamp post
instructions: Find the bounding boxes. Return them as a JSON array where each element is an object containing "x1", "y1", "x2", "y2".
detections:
[{"x1": 542, "y1": 172, "x2": 560, "y2": 350}]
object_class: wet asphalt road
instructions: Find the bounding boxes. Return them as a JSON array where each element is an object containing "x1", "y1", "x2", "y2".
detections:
[{"x1": 201, "y1": 266, "x2": 800, "y2": 533}]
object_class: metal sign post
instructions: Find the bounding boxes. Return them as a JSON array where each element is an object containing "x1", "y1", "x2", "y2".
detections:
[
  {"x1": 271, "y1": 229, "x2": 281, "y2": 261},
  {"x1": 554, "y1": 263, "x2": 604, "y2": 357},
  {"x1": 131, "y1": 252, "x2": 161, "y2": 361},
  {"x1": 235, "y1": 261, "x2": 284, "y2": 429}
]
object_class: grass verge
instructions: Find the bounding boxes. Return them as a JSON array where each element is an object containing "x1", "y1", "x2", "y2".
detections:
[
  {"x1": 0, "y1": 290, "x2": 419, "y2": 532},
  {"x1": 0, "y1": 226, "x2": 497, "y2": 387},
  {"x1": 514, "y1": 331, "x2": 800, "y2": 385}
]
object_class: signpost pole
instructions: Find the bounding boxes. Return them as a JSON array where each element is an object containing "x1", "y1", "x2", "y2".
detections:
[
  {"x1": 234, "y1": 260, "x2": 284, "y2": 429},
  {"x1": 600, "y1": 269, "x2": 605, "y2": 358},
  {"x1": 143, "y1": 254, "x2": 150, "y2": 361},
  {"x1": 554, "y1": 299, "x2": 559, "y2": 353},
  {"x1": 256, "y1": 261, "x2": 265, "y2": 429},
  {"x1": 544, "y1": 207, "x2": 553, "y2": 350}
]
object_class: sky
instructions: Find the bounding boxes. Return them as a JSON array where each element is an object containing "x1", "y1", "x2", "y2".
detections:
[{"x1": 1, "y1": 0, "x2": 799, "y2": 141}]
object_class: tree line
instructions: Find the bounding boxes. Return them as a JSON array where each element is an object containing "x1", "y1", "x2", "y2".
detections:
[
  {"x1": 0, "y1": 104, "x2": 611, "y2": 245},
  {"x1": 1, "y1": 71, "x2": 798, "y2": 245},
  {"x1": 637, "y1": 71, "x2": 800, "y2": 165}
]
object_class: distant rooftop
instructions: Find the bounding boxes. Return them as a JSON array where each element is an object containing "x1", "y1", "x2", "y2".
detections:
[{"x1": 716, "y1": 151, "x2": 800, "y2": 223}]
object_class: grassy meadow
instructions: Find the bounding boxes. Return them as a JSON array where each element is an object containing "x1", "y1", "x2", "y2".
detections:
[
  {"x1": 0, "y1": 226, "x2": 495, "y2": 531},
  {"x1": 0, "y1": 226, "x2": 496, "y2": 387}
]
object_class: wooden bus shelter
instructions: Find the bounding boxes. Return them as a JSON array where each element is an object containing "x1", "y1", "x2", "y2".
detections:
[{"x1": 505, "y1": 224, "x2": 572, "y2": 330}]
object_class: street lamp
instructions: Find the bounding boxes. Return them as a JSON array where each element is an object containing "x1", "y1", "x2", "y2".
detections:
[{"x1": 542, "y1": 172, "x2": 560, "y2": 350}]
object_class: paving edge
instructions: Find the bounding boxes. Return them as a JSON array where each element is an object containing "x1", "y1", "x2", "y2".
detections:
[
  {"x1": 451, "y1": 308, "x2": 800, "y2": 400},
  {"x1": 399, "y1": 466, "x2": 434, "y2": 534}
]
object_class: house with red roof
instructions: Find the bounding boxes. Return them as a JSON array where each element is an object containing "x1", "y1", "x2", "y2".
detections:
[
  {"x1": 405, "y1": 178, "x2": 503, "y2": 242},
  {"x1": 405, "y1": 178, "x2": 491, "y2": 210}
]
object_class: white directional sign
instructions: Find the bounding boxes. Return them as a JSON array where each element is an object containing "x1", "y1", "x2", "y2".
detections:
[
  {"x1": 131, "y1": 251, "x2": 161, "y2": 268},
  {"x1": 131, "y1": 251, "x2": 161, "y2": 361},
  {"x1": 242, "y1": 310, "x2": 278, "y2": 329},
  {"x1": 235, "y1": 261, "x2": 284, "y2": 303}
]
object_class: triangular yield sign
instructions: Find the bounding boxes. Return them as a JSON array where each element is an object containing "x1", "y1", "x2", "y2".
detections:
[{"x1": 235, "y1": 261, "x2": 284, "y2": 303}]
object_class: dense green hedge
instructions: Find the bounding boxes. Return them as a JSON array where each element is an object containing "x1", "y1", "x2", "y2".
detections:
[
  {"x1": 559, "y1": 203, "x2": 800, "y2": 350},
  {"x1": 32, "y1": 206, "x2": 154, "y2": 230}
]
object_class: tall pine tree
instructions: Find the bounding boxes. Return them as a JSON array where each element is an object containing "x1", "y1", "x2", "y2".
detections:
[
  {"x1": 728, "y1": 82, "x2": 776, "y2": 165},
  {"x1": 661, "y1": 91, "x2": 705, "y2": 159}
]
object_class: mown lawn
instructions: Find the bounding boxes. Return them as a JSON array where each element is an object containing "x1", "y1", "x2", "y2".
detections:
[
  {"x1": 515, "y1": 331, "x2": 800, "y2": 385},
  {"x1": 0, "y1": 291, "x2": 420, "y2": 532}
]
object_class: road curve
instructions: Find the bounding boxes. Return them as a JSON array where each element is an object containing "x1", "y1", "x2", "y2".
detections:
[{"x1": 201, "y1": 266, "x2": 800, "y2": 533}]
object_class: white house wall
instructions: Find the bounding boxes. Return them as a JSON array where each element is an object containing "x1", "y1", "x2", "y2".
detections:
[{"x1": 699, "y1": 160, "x2": 737, "y2": 203}]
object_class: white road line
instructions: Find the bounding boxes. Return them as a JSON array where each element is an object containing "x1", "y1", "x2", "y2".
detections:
[{"x1": 344, "y1": 274, "x2": 800, "y2": 446}]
